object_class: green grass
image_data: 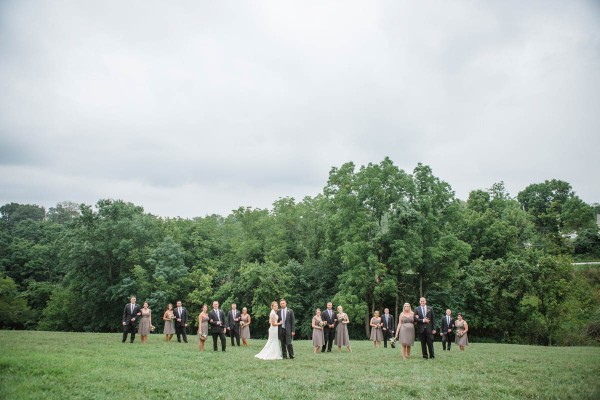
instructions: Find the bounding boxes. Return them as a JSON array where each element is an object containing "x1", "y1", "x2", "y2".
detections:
[{"x1": 0, "y1": 331, "x2": 598, "y2": 399}]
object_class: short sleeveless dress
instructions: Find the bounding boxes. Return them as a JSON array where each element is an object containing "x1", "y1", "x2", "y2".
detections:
[
  {"x1": 240, "y1": 314, "x2": 250, "y2": 339},
  {"x1": 370, "y1": 317, "x2": 383, "y2": 341},
  {"x1": 312, "y1": 316, "x2": 324, "y2": 347},
  {"x1": 163, "y1": 310, "x2": 175, "y2": 335},
  {"x1": 455, "y1": 321, "x2": 469, "y2": 346},
  {"x1": 138, "y1": 309, "x2": 151, "y2": 335},
  {"x1": 198, "y1": 314, "x2": 209, "y2": 337},
  {"x1": 399, "y1": 314, "x2": 415, "y2": 346},
  {"x1": 335, "y1": 313, "x2": 350, "y2": 346}
]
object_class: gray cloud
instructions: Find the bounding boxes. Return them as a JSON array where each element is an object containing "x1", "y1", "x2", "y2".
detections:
[{"x1": 1, "y1": 1, "x2": 599, "y2": 217}]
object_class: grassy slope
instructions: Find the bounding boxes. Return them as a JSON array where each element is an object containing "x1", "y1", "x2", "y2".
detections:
[{"x1": 0, "y1": 331, "x2": 598, "y2": 399}]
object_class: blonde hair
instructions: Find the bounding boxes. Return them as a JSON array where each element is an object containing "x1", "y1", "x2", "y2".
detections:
[
  {"x1": 373, "y1": 310, "x2": 380, "y2": 317},
  {"x1": 271, "y1": 301, "x2": 278, "y2": 308}
]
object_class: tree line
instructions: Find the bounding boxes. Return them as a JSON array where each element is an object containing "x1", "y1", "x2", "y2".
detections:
[{"x1": 1, "y1": 158, "x2": 599, "y2": 345}]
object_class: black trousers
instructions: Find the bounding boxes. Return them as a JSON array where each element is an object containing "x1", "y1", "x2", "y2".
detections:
[
  {"x1": 230, "y1": 327, "x2": 240, "y2": 346},
  {"x1": 280, "y1": 328, "x2": 294, "y2": 358},
  {"x1": 212, "y1": 331, "x2": 227, "y2": 351},
  {"x1": 442, "y1": 332, "x2": 454, "y2": 350},
  {"x1": 383, "y1": 328, "x2": 394, "y2": 348},
  {"x1": 122, "y1": 324, "x2": 136, "y2": 343},
  {"x1": 322, "y1": 327, "x2": 335, "y2": 352},
  {"x1": 419, "y1": 330, "x2": 435, "y2": 359},
  {"x1": 176, "y1": 324, "x2": 188, "y2": 343}
]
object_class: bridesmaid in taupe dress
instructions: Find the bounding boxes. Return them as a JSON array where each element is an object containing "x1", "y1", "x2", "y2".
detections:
[
  {"x1": 311, "y1": 308, "x2": 325, "y2": 353},
  {"x1": 370, "y1": 311, "x2": 383, "y2": 348},
  {"x1": 240, "y1": 307, "x2": 251, "y2": 347},
  {"x1": 138, "y1": 302, "x2": 152, "y2": 344},
  {"x1": 335, "y1": 306, "x2": 352, "y2": 352},
  {"x1": 455, "y1": 313, "x2": 469, "y2": 351},
  {"x1": 162, "y1": 303, "x2": 175, "y2": 342},
  {"x1": 395, "y1": 303, "x2": 415, "y2": 360},
  {"x1": 197, "y1": 304, "x2": 209, "y2": 352}
]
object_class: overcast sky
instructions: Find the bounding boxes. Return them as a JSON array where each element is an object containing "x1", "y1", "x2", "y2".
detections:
[{"x1": 1, "y1": 1, "x2": 599, "y2": 218}]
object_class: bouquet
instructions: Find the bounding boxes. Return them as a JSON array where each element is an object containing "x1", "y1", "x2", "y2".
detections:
[
  {"x1": 319, "y1": 320, "x2": 327, "y2": 328},
  {"x1": 200, "y1": 332, "x2": 207, "y2": 341},
  {"x1": 389, "y1": 337, "x2": 396, "y2": 348},
  {"x1": 150, "y1": 325, "x2": 155, "y2": 332},
  {"x1": 340, "y1": 315, "x2": 348, "y2": 324},
  {"x1": 240, "y1": 321, "x2": 246, "y2": 328},
  {"x1": 457, "y1": 331, "x2": 464, "y2": 337}
]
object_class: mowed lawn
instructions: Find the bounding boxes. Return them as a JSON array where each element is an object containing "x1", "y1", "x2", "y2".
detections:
[{"x1": 0, "y1": 331, "x2": 598, "y2": 400}]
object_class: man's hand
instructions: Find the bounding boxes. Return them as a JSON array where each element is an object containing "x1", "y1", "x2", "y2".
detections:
[
  {"x1": 291, "y1": 332, "x2": 295, "y2": 336},
  {"x1": 432, "y1": 330, "x2": 436, "y2": 335},
  {"x1": 122, "y1": 322, "x2": 126, "y2": 326}
]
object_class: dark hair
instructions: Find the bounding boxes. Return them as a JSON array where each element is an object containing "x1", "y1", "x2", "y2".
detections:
[{"x1": 457, "y1": 313, "x2": 463, "y2": 317}]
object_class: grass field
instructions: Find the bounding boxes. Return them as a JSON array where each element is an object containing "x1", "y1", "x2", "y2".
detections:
[{"x1": 0, "y1": 331, "x2": 598, "y2": 399}]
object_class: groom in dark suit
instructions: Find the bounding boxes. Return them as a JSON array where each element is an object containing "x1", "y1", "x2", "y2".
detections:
[
  {"x1": 440, "y1": 309, "x2": 455, "y2": 351},
  {"x1": 278, "y1": 299, "x2": 295, "y2": 359},
  {"x1": 414, "y1": 297, "x2": 436, "y2": 359},
  {"x1": 209, "y1": 300, "x2": 227, "y2": 352},
  {"x1": 122, "y1": 296, "x2": 141, "y2": 343},
  {"x1": 173, "y1": 300, "x2": 188, "y2": 343}
]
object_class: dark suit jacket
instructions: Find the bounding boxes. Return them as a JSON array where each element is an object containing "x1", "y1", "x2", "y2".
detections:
[
  {"x1": 227, "y1": 309, "x2": 241, "y2": 331},
  {"x1": 414, "y1": 305, "x2": 436, "y2": 334},
  {"x1": 440, "y1": 316, "x2": 455, "y2": 335},
  {"x1": 208, "y1": 309, "x2": 226, "y2": 334},
  {"x1": 322, "y1": 309, "x2": 337, "y2": 329},
  {"x1": 382, "y1": 313, "x2": 395, "y2": 333},
  {"x1": 173, "y1": 307, "x2": 188, "y2": 327},
  {"x1": 277, "y1": 308, "x2": 295, "y2": 333},
  {"x1": 123, "y1": 303, "x2": 141, "y2": 326}
]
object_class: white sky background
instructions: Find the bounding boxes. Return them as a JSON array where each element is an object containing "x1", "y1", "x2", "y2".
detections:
[{"x1": 1, "y1": 1, "x2": 599, "y2": 218}]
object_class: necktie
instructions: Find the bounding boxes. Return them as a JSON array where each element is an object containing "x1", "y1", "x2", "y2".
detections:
[
  {"x1": 447, "y1": 316, "x2": 450, "y2": 326},
  {"x1": 233, "y1": 310, "x2": 236, "y2": 318},
  {"x1": 131, "y1": 304, "x2": 133, "y2": 313},
  {"x1": 282, "y1": 309, "x2": 286, "y2": 326},
  {"x1": 422, "y1": 307, "x2": 426, "y2": 319},
  {"x1": 215, "y1": 310, "x2": 220, "y2": 321}
]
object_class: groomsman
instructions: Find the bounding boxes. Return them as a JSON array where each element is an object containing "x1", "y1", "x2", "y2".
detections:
[
  {"x1": 209, "y1": 301, "x2": 227, "y2": 352},
  {"x1": 173, "y1": 300, "x2": 188, "y2": 343},
  {"x1": 440, "y1": 309, "x2": 455, "y2": 351},
  {"x1": 414, "y1": 297, "x2": 436, "y2": 359},
  {"x1": 382, "y1": 308, "x2": 395, "y2": 348},
  {"x1": 227, "y1": 303, "x2": 241, "y2": 347},
  {"x1": 278, "y1": 299, "x2": 295, "y2": 359},
  {"x1": 321, "y1": 302, "x2": 337, "y2": 353},
  {"x1": 122, "y1": 296, "x2": 141, "y2": 343}
]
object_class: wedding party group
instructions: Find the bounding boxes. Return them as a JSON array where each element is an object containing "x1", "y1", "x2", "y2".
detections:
[{"x1": 122, "y1": 296, "x2": 469, "y2": 360}]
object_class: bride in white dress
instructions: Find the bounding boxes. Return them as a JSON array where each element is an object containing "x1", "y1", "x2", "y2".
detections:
[{"x1": 255, "y1": 301, "x2": 283, "y2": 360}]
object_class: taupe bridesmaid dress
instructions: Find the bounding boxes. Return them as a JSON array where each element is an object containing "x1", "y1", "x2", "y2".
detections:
[{"x1": 399, "y1": 314, "x2": 415, "y2": 346}]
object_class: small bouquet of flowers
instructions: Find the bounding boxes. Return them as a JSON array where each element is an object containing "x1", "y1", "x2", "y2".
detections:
[
  {"x1": 389, "y1": 337, "x2": 396, "y2": 348},
  {"x1": 198, "y1": 331, "x2": 207, "y2": 341},
  {"x1": 340, "y1": 315, "x2": 348, "y2": 324},
  {"x1": 319, "y1": 320, "x2": 327, "y2": 328},
  {"x1": 240, "y1": 320, "x2": 246, "y2": 328},
  {"x1": 150, "y1": 325, "x2": 155, "y2": 332}
]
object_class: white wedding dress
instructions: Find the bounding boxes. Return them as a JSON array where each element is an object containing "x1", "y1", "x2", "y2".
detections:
[{"x1": 255, "y1": 310, "x2": 283, "y2": 360}]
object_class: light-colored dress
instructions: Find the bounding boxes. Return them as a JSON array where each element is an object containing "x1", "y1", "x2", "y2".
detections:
[
  {"x1": 455, "y1": 320, "x2": 469, "y2": 346},
  {"x1": 335, "y1": 313, "x2": 350, "y2": 346},
  {"x1": 138, "y1": 309, "x2": 151, "y2": 335},
  {"x1": 370, "y1": 317, "x2": 383, "y2": 341},
  {"x1": 163, "y1": 310, "x2": 175, "y2": 335},
  {"x1": 255, "y1": 310, "x2": 283, "y2": 360},
  {"x1": 198, "y1": 314, "x2": 209, "y2": 337},
  {"x1": 399, "y1": 314, "x2": 415, "y2": 346},
  {"x1": 312, "y1": 316, "x2": 324, "y2": 347},
  {"x1": 240, "y1": 314, "x2": 251, "y2": 339}
]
